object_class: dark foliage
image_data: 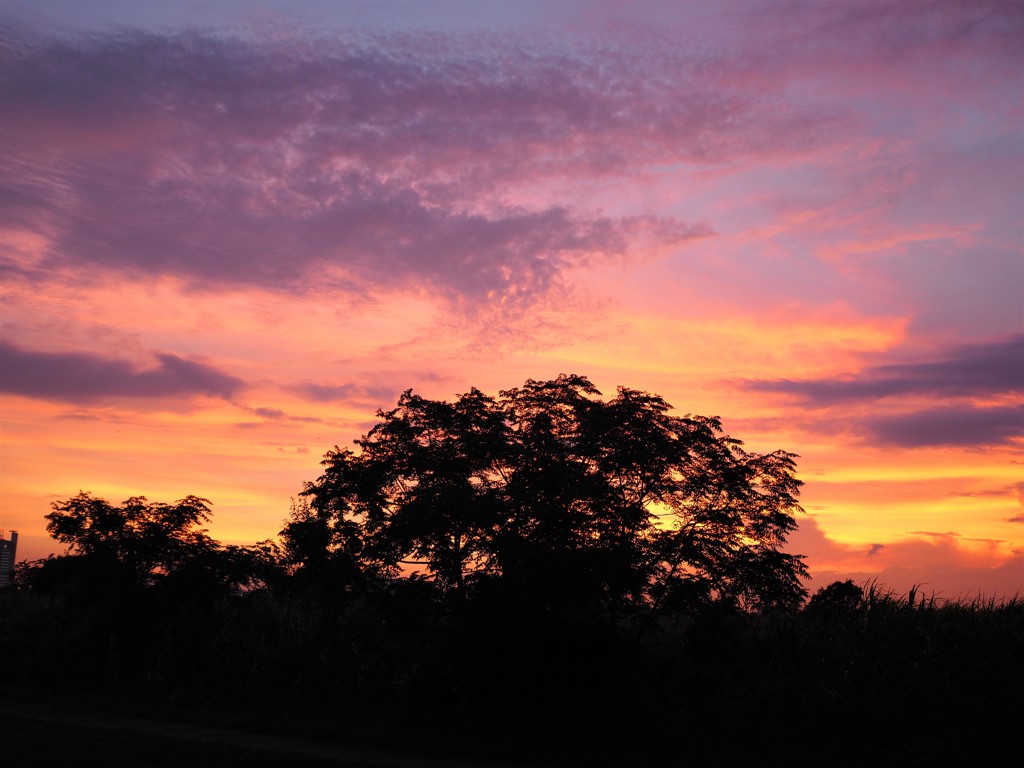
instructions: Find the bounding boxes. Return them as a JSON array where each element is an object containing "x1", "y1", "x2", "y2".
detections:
[
  {"x1": 290, "y1": 374, "x2": 809, "y2": 617},
  {"x1": 30, "y1": 492, "x2": 280, "y2": 601},
  {"x1": 2, "y1": 579, "x2": 1020, "y2": 766}
]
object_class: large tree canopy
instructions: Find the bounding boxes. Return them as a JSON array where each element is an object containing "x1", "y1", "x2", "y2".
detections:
[{"x1": 290, "y1": 374, "x2": 808, "y2": 613}]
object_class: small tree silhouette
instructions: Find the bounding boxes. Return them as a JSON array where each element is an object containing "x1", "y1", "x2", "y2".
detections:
[
  {"x1": 39, "y1": 492, "x2": 273, "y2": 596},
  {"x1": 804, "y1": 579, "x2": 865, "y2": 618}
]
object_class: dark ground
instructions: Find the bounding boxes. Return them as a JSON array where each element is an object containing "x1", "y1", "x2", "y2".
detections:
[{"x1": 0, "y1": 698, "x2": 545, "y2": 768}]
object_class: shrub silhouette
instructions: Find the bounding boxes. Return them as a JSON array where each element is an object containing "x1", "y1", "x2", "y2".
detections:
[{"x1": 805, "y1": 579, "x2": 865, "y2": 618}]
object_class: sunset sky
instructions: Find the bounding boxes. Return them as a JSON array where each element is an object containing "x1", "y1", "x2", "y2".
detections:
[{"x1": 1, "y1": 0, "x2": 1021, "y2": 599}]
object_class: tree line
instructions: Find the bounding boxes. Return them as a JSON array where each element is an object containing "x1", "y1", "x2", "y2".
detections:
[{"x1": 21, "y1": 374, "x2": 808, "y2": 621}]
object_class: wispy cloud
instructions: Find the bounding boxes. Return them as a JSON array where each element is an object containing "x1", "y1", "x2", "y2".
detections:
[
  {"x1": 291, "y1": 381, "x2": 399, "y2": 405},
  {"x1": 1, "y1": 28, "x2": 727, "y2": 308}
]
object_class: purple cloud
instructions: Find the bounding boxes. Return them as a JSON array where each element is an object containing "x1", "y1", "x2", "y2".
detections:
[
  {"x1": 0, "y1": 27, "x2": 796, "y2": 305},
  {"x1": 290, "y1": 381, "x2": 400, "y2": 407},
  {"x1": 4, "y1": 6, "x2": 1015, "y2": 316},
  {"x1": 0, "y1": 341, "x2": 243, "y2": 404},
  {"x1": 252, "y1": 407, "x2": 287, "y2": 420},
  {"x1": 744, "y1": 336, "x2": 1023, "y2": 404},
  {"x1": 862, "y1": 405, "x2": 1023, "y2": 448}
]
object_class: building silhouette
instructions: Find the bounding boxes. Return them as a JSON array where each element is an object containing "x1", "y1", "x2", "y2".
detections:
[{"x1": 0, "y1": 530, "x2": 17, "y2": 588}]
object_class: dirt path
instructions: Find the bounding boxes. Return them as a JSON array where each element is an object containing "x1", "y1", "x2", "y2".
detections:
[{"x1": 1, "y1": 699, "x2": 552, "y2": 768}]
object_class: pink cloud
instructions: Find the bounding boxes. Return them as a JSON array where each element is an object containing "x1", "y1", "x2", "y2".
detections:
[
  {"x1": 789, "y1": 515, "x2": 1022, "y2": 601},
  {"x1": 739, "y1": 336, "x2": 1024, "y2": 449}
]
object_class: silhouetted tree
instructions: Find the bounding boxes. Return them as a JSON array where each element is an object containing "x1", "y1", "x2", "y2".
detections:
[
  {"x1": 278, "y1": 496, "x2": 369, "y2": 598},
  {"x1": 293, "y1": 374, "x2": 808, "y2": 616},
  {"x1": 41, "y1": 491, "x2": 260, "y2": 594},
  {"x1": 804, "y1": 579, "x2": 866, "y2": 619}
]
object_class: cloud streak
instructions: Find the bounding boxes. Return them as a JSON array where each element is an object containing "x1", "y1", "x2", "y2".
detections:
[
  {"x1": 743, "y1": 336, "x2": 1023, "y2": 404},
  {"x1": 291, "y1": 381, "x2": 399, "y2": 405},
  {"x1": 0, "y1": 341, "x2": 244, "y2": 404},
  {"x1": 739, "y1": 336, "x2": 1023, "y2": 449},
  {"x1": 861, "y1": 405, "x2": 1023, "y2": 448}
]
